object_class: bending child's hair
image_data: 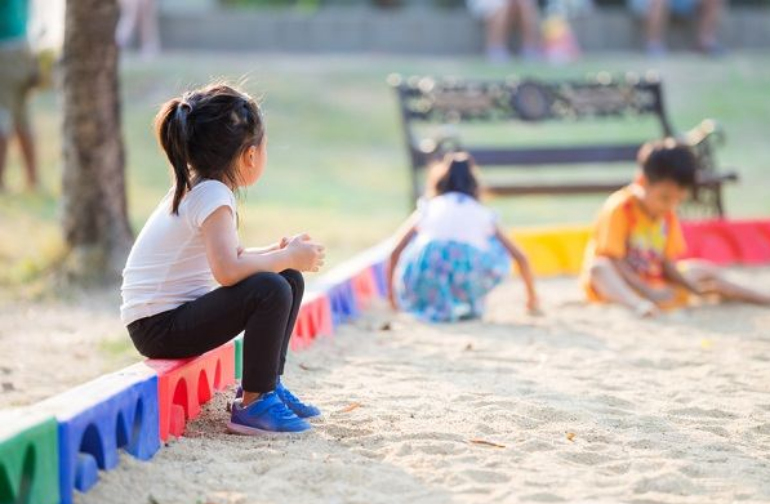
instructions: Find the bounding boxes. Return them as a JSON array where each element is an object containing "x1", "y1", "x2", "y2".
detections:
[
  {"x1": 154, "y1": 82, "x2": 265, "y2": 214},
  {"x1": 425, "y1": 151, "x2": 481, "y2": 199}
]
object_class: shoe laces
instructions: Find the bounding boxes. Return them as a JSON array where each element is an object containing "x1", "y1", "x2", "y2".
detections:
[
  {"x1": 263, "y1": 394, "x2": 299, "y2": 421},
  {"x1": 277, "y1": 383, "x2": 303, "y2": 408}
]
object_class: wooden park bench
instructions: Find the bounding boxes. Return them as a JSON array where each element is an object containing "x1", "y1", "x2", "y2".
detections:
[{"x1": 389, "y1": 73, "x2": 738, "y2": 216}]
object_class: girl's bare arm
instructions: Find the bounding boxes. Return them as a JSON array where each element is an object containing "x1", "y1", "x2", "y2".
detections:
[
  {"x1": 495, "y1": 227, "x2": 539, "y2": 312},
  {"x1": 202, "y1": 207, "x2": 324, "y2": 286},
  {"x1": 388, "y1": 212, "x2": 419, "y2": 307}
]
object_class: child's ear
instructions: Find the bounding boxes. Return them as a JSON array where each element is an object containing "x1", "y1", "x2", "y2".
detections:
[
  {"x1": 635, "y1": 171, "x2": 649, "y2": 188},
  {"x1": 244, "y1": 145, "x2": 258, "y2": 166}
]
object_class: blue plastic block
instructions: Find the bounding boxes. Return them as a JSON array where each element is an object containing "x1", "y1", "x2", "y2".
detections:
[
  {"x1": 39, "y1": 366, "x2": 160, "y2": 504},
  {"x1": 328, "y1": 280, "x2": 359, "y2": 326},
  {"x1": 0, "y1": 410, "x2": 60, "y2": 504},
  {"x1": 371, "y1": 260, "x2": 389, "y2": 298}
]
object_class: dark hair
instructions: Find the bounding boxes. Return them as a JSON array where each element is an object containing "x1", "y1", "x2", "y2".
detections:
[
  {"x1": 426, "y1": 152, "x2": 481, "y2": 199},
  {"x1": 154, "y1": 82, "x2": 265, "y2": 214},
  {"x1": 637, "y1": 138, "x2": 698, "y2": 189}
]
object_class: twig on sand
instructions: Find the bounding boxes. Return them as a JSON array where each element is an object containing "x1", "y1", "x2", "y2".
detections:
[
  {"x1": 341, "y1": 402, "x2": 362, "y2": 413},
  {"x1": 469, "y1": 438, "x2": 506, "y2": 448}
]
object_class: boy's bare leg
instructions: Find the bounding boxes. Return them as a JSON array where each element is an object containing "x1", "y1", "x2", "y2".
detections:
[
  {"x1": 589, "y1": 257, "x2": 658, "y2": 315},
  {"x1": 680, "y1": 260, "x2": 770, "y2": 306}
]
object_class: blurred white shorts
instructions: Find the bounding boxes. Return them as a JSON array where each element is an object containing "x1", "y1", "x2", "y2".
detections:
[{"x1": 467, "y1": 0, "x2": 507, "y2": 19}]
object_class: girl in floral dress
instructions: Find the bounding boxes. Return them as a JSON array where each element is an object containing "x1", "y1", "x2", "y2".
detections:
[{"x1": 388, "y1": 152, "x2": 539, "y2": 322}]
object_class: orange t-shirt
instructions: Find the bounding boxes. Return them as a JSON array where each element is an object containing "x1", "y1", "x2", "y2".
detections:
[{"x1": 583, "y1": 185, "x2": 687, "y2": 298}]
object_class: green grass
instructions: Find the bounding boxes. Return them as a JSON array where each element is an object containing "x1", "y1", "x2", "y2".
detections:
[{"x1": 2, "y1": 52, "x2": 769, "y2": 291}]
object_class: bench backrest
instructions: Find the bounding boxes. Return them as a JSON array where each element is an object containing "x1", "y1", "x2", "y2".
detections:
[{"x1": 389, "y1": 73, "x2": 675, "y2": 172}]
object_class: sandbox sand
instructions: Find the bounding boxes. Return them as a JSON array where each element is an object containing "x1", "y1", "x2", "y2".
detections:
[{"x1": 63, "y1": 268, "x2": 770, "y2": 504}]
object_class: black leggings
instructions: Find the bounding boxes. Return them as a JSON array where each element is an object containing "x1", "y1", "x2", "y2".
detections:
[{"x1": 127, "y1": 270, "x2": 304, "y2": 393}]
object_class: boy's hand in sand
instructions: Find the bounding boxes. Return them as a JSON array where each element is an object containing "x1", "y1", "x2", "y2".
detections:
[
  {"x1": 285, "y1": 233, "x2": 325, "y2": 272},
  {"x1": 646, "y1": 285, "x2": 676, "y2": 304}
]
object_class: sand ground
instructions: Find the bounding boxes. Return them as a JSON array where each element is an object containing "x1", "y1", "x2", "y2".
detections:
[{"x1": 3, "y1": 269, "x2": 763, "y2": 504}]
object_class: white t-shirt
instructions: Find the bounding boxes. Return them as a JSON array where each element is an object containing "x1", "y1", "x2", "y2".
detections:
[
  {"x1": 120, "y1": 180, "x2": 236, "y2": 325},
  {"x1": 414, "y1": 192, "x2": 497, "y2": 251}
]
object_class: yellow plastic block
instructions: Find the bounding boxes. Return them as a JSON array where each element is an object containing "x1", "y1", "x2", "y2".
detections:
[{"x1": 510, "y1": 225, "x2": 592, "y2": 277}]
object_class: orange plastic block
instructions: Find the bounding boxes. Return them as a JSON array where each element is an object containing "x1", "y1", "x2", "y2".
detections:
[{"x1": 138, "y1": 342, "x2": 235, "y2": 441}]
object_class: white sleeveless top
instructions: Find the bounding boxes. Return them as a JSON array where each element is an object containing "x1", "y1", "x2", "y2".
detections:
[
  {"x1": 120, "y1": 180, "x2": 236, "y2": 325},
  {"x1": 414, "y1": 192, "x2": 497, "y2": 251}
]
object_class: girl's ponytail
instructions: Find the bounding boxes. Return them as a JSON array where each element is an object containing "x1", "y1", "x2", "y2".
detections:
[
  {"x1": 155, "y1": 98, "x2": 192, "y2": 214},
  {"x1": 153, "y1": 83, "x2": 265, "y2": 214}
]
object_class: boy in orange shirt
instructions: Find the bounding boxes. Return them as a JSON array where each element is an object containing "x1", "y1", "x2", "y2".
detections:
[{"x1": 583, "y1": 139, "x2": 770, "y2": 317}]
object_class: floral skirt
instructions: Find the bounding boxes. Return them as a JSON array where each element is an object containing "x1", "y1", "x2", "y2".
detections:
[{"x1": 395, "y1": 238, "x2": 510, "y2": 322}]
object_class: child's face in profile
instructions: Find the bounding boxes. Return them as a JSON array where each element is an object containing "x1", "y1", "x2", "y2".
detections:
[{"x1": 637, "y1": 176, "x2": 689, "y2": 219}]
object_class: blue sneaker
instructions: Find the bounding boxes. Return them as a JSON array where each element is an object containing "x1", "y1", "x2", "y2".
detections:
[
  {"x1": 232, "y1": 382, "x2": 321, "y2": 419},
  {"x1": 276, "y1": 380, "x2": 321, "y2": 419},
  {"x1": 227, "y1": 391, "x2": 311, "y2": 435}
]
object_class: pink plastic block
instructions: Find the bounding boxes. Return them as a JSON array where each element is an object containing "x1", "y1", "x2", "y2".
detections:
[{"x1": 351, "y1": 267, "x2": 379, "y2": 310}]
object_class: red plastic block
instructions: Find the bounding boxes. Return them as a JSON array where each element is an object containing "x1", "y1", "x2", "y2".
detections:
[
  {"x1": 139, "y1": 342, "x2": 236, "y2": 441},
  {"x1": 729, "y1": 220, "x2": 770, "y2": 265},
  {"x1": 291, "y1": 292, "x2": 333, "y2": 351},
  {"x1": 682, "y1": 220, "x2": 737, "y2": 265},
  {"x1": 682, "y1": 219, "x2": 770, "y2": 266},
  {"x1": 351, "y1": 267, "x2": 379, "y2": 310}
]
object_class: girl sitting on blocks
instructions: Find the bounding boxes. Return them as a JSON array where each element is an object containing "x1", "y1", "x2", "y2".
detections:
[
  {"x1": 121, "y1": 82, "x2": 325, "y2": 435},
  {"x1": 388, "y1": 152, "x2": 539, "y2": 322}
]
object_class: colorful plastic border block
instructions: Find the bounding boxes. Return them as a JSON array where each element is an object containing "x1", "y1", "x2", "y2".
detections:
[
  {"x1": 327, "y1": 280, "x2": 359, "y2": 327},
  {"x1": 510, "y1": 226, "x2": 591, "y2": 276},
  {"x1": 351, "y1": 266, "x2": 379, "y2": 311},
  {"x1": 140, "y1": 341, "x2": 235, "y2": 441},
  {"x1": 681, "y1": 219, "x2": 770, "y2": 265},
  {"x1": 38, "y1": 367, "x2": 161, "y2": 504},
  {"x1": 371, "y1": 259, "x2": 389, "y2": 298},
  {"x1": 233, "y1": 334, "x2": 244, "y2": 381},
  {"x1": 291, "y1": 292, "x2": 334, "y2": 351},
  {"x1": 0, "y1": 411, "x2": 60, "y2": 504}
]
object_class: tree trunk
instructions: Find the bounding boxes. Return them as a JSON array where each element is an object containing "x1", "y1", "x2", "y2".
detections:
[{"x1": 61, "y1": 0, "x2": 133, "y2": 284}]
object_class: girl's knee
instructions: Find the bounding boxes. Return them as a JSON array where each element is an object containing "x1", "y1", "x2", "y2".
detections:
[
  {"x1": 280, "y1": 269, "x2": 304, "y2": 289},
  {"x1": 240, "y1": 272, "x2": 293, "y2": 308}
]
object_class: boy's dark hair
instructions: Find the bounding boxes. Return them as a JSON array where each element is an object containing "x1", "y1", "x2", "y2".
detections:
[
  {"x1": 426, "y1": 152, "x2": 481, "y2": 199},
  {"x1": 637, "y1": 138, "x2": 698, "y2": 188},
  {"x1": 155, "y1": 82, "x2": 265, "y2": 214}
]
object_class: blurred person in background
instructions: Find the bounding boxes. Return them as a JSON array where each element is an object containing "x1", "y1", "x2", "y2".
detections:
[
  {"x1": 117, "y1": 0, "x2": 161, "y2": 57},
  {"x1": 630, "y1": 0, "x2": 725, "y2": 56},
  {"x1": 467, "y1": 0, "x2": 542, "y2": 63},
  {"x1": 0, "y1": 0, "x2": 39, "y2": 191}
]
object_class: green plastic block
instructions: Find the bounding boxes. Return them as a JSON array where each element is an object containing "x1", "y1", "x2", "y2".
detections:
[
  {"x1": 0, "y1": 410, "x2": 60, "y2": 504},
  {"x1": 234, "y1": 334, "x2": 244, "y2": 381}
]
